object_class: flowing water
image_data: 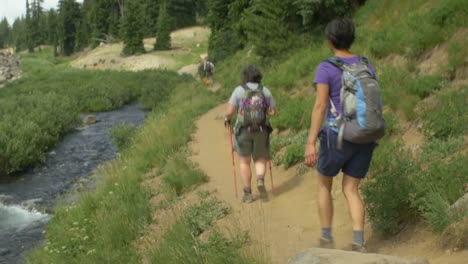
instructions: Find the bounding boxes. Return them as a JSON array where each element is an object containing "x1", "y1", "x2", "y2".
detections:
[{"x1": 0, "y1": 103, "x2": 146, "y2": 264}]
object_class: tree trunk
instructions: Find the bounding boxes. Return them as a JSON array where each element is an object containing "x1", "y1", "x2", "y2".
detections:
[{"x1": 117, "y1": 0, "x2": 124, "y2": 17}]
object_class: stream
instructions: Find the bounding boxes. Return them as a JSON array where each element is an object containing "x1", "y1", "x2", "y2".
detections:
[{"x1": 0, "y1": 103, "x2": 146, "y2": 264}]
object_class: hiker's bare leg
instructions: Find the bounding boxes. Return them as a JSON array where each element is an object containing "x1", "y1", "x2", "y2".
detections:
[
  {"x1": 342, "y1": 174, "x2": 365, "y2": 231},
  {"x1": 317, "y1": 173, "x2": 334, "y2": 228},
  {"x1": 239, "y1": 156, "x2": 252, "y2": 188},
  {"x1": 253, "y1": 158, "x2": 267, "y2": 178}
]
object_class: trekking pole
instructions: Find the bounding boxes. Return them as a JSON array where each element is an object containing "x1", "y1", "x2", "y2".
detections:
[
  {"x1": 228, "y1": 125, "x2": 239, "y2": 199},
  {"x1": 268, "y1": 160, "x2": 274, "y2": 193}
]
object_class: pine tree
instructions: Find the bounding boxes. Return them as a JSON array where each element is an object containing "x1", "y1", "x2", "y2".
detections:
[
  {"x1": 121, "y1": 0, "x2": 145, "y2": 55},
  {"x1": 293, "y1": 0, "x2": 351, "y2": 29},
  {"x1": 107, "y1": 3, "x2": 121, "y2": 39},
  {"x1": 47, "y1": 9, "x2": 59, "y2": 56},
  {"x1": 58, "y1": 0, "x2": 81, "y2": 56},
  {"x1": 12, "y1": 18, "x2": 26, "y2": 52},
  {"x1": 90, "y1": 0, "x2": 111, "y2": 47},
  {"x1": 143, "y1": 0, "x2": 160, "y2": 37},
  {"x1": 195, "y1": 0, "x2": 208, "y2": 18},
  {"x1": 206, "y1": 0, "x2": 246, "y2": 62},
  {"x1": 154, "y1": 4, "x2": 172, "y2": 50},
  {"x1": 168, "y1": 0, "x2": 196, "y2": 29},
  {"x1": 0, "y1": 18, "x2": 11, "y2": 49},
  {"x1": 241, "y1": 0, "x2": 296, "y2": 59},
  {"x1": 25, "y1": 0, "x2": 34, "y2": 52},
  {"x1": 207, "y1": 0, "x2": 235, "y2": 32},
  {"x1": 30, "y1": 0, "x2": 45, "y2": 48}
]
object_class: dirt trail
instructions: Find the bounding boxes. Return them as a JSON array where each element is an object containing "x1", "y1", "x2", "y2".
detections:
[{"x1": 190, "y1": 104, "x2": 468, "y2": 263}]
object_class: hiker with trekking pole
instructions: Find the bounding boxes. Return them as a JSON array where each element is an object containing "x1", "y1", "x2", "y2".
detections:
[
  {"x1": 304, "y1": 18, "x2": 385, "y2": 252},
  {"x1": 203, "y1": 58, "x2": 215, "y2": 87},
  {"x1": 224, "y1": 65, "x2": 276, "y2": 203}
]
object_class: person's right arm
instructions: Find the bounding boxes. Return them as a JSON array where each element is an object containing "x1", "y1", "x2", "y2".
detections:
[{"x1": 304, "y1": 84, "x2": 329, "y2": 167}]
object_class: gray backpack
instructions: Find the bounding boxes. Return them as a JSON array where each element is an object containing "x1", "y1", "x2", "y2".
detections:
[
  {"x1": 236, "y1": 84, "x2": 269, "y2": 132},
  {"x1": 326, "y1": 57, "x2": 386, "y2": 148}
]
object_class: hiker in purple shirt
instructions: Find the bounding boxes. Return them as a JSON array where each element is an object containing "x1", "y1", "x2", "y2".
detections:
[{"x1": 304, "y1": 18, "x2": 378, "y2": 252}]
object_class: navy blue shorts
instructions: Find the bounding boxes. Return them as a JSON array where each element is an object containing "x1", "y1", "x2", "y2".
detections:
[{"x1": 317, "y1": 129, "x2": 375, "y2": 179}]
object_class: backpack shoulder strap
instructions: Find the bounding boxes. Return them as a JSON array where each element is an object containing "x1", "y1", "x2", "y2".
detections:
[
  {"x1": 326, "y1": 57, "x2": 345, "y2": 70},
  {"x1": 257, "y1": 84, "x2": 264, "y2": 92},
  {"x1": 359, "y1": 56, "x2": 370, "y2": 65},
  {"x1": 242, "y1": 84, "x2": 264, "y2": 92},
  {"x1": 241, "y1": 84, "x2": 250, "y2": 91}
]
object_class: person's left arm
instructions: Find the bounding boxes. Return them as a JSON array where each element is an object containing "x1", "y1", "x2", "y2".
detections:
[{"x1": 264, "y1": 87, "x2": 277, "y2": 116}]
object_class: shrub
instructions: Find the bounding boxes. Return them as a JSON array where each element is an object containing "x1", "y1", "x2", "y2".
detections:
[
  {"x1": 162, "y1": 153, "x2": 208, "y2": 196},
  {"x1": 282, "y1": 144, "x2": 305, "y2": 169},
  {"x1": 109, "y1": 123, "x2": 138, "y2": 151},
  {"x1": 181, "y1": 197, "x2": 229, "y2": 236},
  {"x1": 411, "y1": 154, "x2": 468, "y2": 233},
  {"x1": 362, "y1": 139, "x2": 418, "y2": 236}
]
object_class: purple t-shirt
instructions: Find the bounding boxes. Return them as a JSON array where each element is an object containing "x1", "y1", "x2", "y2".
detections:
[{"x1": 313, "y1": 56, "x2": 376, "y2": 119}]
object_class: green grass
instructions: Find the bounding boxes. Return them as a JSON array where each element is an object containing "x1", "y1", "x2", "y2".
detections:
[
  {"x1": 419, "y1": 136, "x2": 464, "y2": 163},
  {"x1": 151, "y1": 196, "x2": 258, "y2": 264},
  {"x1": 270, "y1": 96, "x2": 312, "y2": 131},
  {"x1": 168, "y1": 41, "x2": 210, "y2": 70},
  {"x1": 357, "y1": 0, "x2": 467, "y2": 59},
  {"x1": 421, "y1": 87, "x2": 467, "y2": 139},
  {"x1": 27, "y1": 73, "x2": 221, "y2": 263}
]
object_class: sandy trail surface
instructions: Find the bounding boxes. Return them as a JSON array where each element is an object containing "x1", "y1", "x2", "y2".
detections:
[{"x1": 190, "y1": 103, "x2": 468, "y2": 264}]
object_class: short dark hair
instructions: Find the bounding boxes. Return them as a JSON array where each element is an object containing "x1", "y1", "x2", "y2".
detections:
[
  {"x1": 325, "y1": 18, "x2": 355, "y2": 50},
  {"x1": 242, "y1": 65, "x2": 262, "y2": 84}
]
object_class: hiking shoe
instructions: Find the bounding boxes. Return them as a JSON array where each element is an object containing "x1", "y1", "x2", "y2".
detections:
[
  {"x1": 319, "y1": 238, "x2": 335, "y2": 249},
  {"x1": 257, "y1": 178, "x2": 267, "y2": 198},
  {"x1": 351, "y1": 243, "x2": 367, "y2": 253},
  {"x1": 242, "y1": 192, "x2": 254, "y2": 203}
]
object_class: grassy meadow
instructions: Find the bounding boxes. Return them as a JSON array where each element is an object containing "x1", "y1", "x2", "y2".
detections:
[{"x1": 0, "y1": 49, "x2": 191, "y2": 176}]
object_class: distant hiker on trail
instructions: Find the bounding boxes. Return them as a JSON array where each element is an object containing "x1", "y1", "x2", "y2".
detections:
[
  {"x1": 304, "y1": 18, "x2": 385, "y2": 252},
  {"x1": 203, "y1": 59, "x2": 215, "y2": 86},
  {"x1": 224, "y1": 65, "x2": 276, "y2": 203}
]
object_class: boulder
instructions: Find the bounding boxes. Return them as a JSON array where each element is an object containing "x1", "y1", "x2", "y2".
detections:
[
  {"x1": 0, "y1": 51, "x2": 21, "y2": 86},
  {"x1": 0, "y1": 248, "x2": 10, "y2": 256},
  {"x1": 83, "y1": 115, "x2": 97, "y2": 125},
  {"x1": 448, "y1": 193, "x2": 468, "y2": 219},
  {"x1": 288, "y1": 248, "x2": 429, "y2": 264}
]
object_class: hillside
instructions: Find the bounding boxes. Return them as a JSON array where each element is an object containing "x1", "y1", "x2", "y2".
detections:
[
  {"x1": 70, "y1": 27, "x2": 210, "y2": 72},
  {"x1": 205, "y1": 0, "x2": 467, "y2": 262},
  {"x1": 4, "y1": 0, "x2": 466, "y2": 264}
]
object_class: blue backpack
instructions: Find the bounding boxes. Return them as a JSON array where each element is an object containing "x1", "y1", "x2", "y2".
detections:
[{"x1": 326, "y1": 57, "x2": 386, "y2": 148}]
